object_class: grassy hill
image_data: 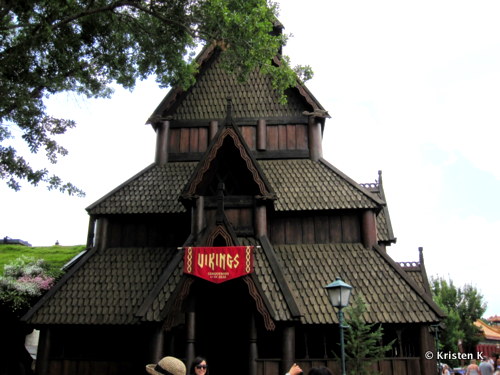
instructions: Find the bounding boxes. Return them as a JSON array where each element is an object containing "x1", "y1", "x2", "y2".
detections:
[{"x1": 0, "y1": 244, "x2": 86, "y2": 276}]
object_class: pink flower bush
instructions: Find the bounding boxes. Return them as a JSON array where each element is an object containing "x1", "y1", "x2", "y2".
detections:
[
  {"x1": 1, "y1": 256, "x2": 55, "y2": 312},
  {"x1": 17, "y1": 275, "x2": 54, "y2": 291}
]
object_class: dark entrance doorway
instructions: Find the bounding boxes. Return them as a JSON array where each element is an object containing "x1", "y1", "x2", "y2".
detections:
[{"x1": 194, "y1": 278, "x2": 253, "y2": 375}]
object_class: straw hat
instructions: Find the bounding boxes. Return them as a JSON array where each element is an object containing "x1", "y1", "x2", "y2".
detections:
[{"x1": 146, "y1": 356, "x2": 186, "y2": 375}]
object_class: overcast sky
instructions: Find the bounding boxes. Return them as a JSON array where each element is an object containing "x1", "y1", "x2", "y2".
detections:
[{"x1": 1, "y1": 0, "x2": 498, "y2": 318}]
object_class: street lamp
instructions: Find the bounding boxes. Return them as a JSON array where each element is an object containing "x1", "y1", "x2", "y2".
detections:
[{"x1": 325, "y1": 277, "x2": 353, "y2": 375}]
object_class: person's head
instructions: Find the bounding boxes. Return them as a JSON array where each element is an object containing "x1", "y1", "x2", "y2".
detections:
[
  {"x1": 190, "y1": 357, "x2": 209, "y2": 375},
  {"x1": 308, "y1": 367, "x2": 333, "y2": 375},
  {"x1": 146, "y1": 356, "x2": 186, "y2": 375}
]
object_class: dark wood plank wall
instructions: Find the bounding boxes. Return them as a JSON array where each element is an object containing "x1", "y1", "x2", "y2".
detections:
[
  {"x1": 107, "y1": 215, "x2": 190, "y2": 247},
  {"x1": 46, "y1": 360, "x2": 139, "y2": 375},
  {"x1": 225, "y1": 207, "x2": 253, "y2": 231},
  {"x1": 169, "y1": 127, "x2": 209, "y2": 153},
  {"x1": 269, "y1": 213, "x2": 361, "y2": 245},
  {"x1": 265, "y1": 124, "x2": 308, "y2": 151},
  {"x1": 167, "y1": 124, "x2": 308, "y2": 154}
]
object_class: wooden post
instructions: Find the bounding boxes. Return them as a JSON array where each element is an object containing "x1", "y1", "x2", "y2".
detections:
[
  {"x1": 35, "y1": 327, "x2": 50, "y2": 375},
  {"x1": 191, "y1": 196, "x2": 204, "y2": 239},
  {"x1": 282, "y1": 325, "x2": 295, "y2": 374},
  {"x1": 155, "y1": 121, "x2": 170, "y2": 165},
  {"x1": 186, "y1": 297, "x2": 196, "y2": 370},
  {"x1": 255, "y1": 205, "x2": 267, "y2": 237},
  {"x1": 419, "y1": 325, "x2": 436, "y2": 375},
  {"x1": 361, "y1": 210, "x2": 377, "y2": 249},
  {"x1": 209, "y1": 120, "x2": 219, "y2": 140},
  {"x1": 308, "y1": 116, "x2": 323, "y2": 161},
  {"x1": 86, "y1": 216, "x2": 96, "y2": 248},
  {"x1": 150, "y1": 326, "x2": 164, "y2": 363},
  {"x1": 249, "y1": 313, "x2": 258, "y2": 375},
  {"x1": 257, "y1": 119, "x2": 267, "y2": 151},
  {"x1": 94, "y1": 217, "x2": 109, "y2": 251}
]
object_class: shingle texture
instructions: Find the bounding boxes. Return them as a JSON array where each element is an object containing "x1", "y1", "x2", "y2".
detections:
[
  {"x1": 260, "y1": 159, "x2": 380, "y2": 211},
  {"x1": 273, "y1": 243, "x2": 441, "y2": 324},
  {"x1": 163, "y1": 50, "x2": 311, "y2": 121},
  {"x1": 87, "y1": 159, "x2": 382, "y2": 215},
  {"x1": 29, "y1": 247, "x2": 178, "y2": 325},
  {"x1": 87, "y1": 163, "x2": 196, "y2": 215}
]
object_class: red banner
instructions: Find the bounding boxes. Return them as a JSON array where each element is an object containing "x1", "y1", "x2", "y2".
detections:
[{"x1": 183, "y1": 246, "x2": 254, "y2": 283}]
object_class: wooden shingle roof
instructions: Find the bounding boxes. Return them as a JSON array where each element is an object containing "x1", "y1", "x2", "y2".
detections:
[
  {"x1": 25, "y1": 242, "x2": 443, "y2": 326},
  {"x1": 87, "y1": 159, "x2": 384, "y2": 215},
  {"x1": 26, "y1": 247, "x2": 179, "y2": 325},
  {"x1": 260, "y1": 158, "x2": 383, "y2": 211},
  {"x1": 148, "y1": 46, "x2": 324, "y2": 124},
  {"x1": 86, "y1": 163, "x2": 196, "y2": 215},
  {"x1": 272, "y1": 242, "x2": 444, "y2": 324}
]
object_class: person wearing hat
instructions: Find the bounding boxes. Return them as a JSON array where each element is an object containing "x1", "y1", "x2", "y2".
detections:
[{"x1": 146, "y1": 356, "x2": 186, "y2": 375}]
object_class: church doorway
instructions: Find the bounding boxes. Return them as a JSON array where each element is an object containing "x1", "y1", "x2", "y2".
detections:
[{"x1": 194, "y1": 278, "x2": 253, "y2": 375}]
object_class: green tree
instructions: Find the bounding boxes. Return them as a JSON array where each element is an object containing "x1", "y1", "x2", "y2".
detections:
[
  {"x1": 343, "y1": 296, "x2": 394, "y2": 375},
  {"x1": 432, "y1": 278, "x2": 486, "y2": 359},
  {"x1": 1, "y1": 0, "x2": 309, "y2": 194}
]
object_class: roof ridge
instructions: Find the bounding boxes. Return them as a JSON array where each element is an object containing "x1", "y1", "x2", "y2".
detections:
[
  {"x1": 86, "y1": 163, "x2": 157, "y2": 212},
  {"x1": 318, "y1": 158, "x2": 386, "y2": 207},
  {"x1": 372, "y1": 244, "x2": 445, "y2": 320},
  {"x1": 259, "y1": 236, "x2": 302, "y2": 319}
]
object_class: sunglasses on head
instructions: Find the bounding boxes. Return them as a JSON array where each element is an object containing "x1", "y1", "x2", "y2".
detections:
[{"x1": 196, "y1": 365, "x2": 208, "y2": 370}]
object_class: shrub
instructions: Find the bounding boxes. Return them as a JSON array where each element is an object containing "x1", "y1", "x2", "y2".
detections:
[{"x1": 0, "y1": 256, "x2": 54, "y2": 314}]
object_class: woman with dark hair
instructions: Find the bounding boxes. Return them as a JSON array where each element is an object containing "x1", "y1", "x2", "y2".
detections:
[{"x1": 190, "y1": 357, "x2": 209, "y2": 375}]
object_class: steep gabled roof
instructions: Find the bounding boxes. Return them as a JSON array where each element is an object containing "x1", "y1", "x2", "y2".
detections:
[{"x1": 147, "y1": 45, "x2": 326, "y2": 125}]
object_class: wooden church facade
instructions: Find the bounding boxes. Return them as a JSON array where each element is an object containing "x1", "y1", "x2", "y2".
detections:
[{"x1": 23, "y1": 43, "x2": 444, "y2": 375}]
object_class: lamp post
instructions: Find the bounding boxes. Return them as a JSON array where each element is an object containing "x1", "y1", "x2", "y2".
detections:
[{"x1": 325, "y1": 277, "x2": 353, "y2": 375}]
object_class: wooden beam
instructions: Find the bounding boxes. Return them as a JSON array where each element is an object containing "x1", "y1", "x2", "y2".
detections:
[
  {"x1": 308, "y1": 116, "x2": 323, "y2": 161},
  {"x1": 209, "y1": 120, "x2": 218, "y2": 140},
  {"x1": 155, "y1": 120, "x2": 170, "y2": 165},
  {"x1": 282, "y1": 325, "x2": 295, "y2": 375},
  {"x1": 361, "y1": 210, "x2": 377, "y2": 249},
  {"x1": 257, "y1": 119, "x2": 267, "y2": 150}
]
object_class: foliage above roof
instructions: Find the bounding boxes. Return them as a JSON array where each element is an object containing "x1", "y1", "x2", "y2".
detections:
[{"x1": 148, "y1": 45, "x2": 325, "y2": 124}]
